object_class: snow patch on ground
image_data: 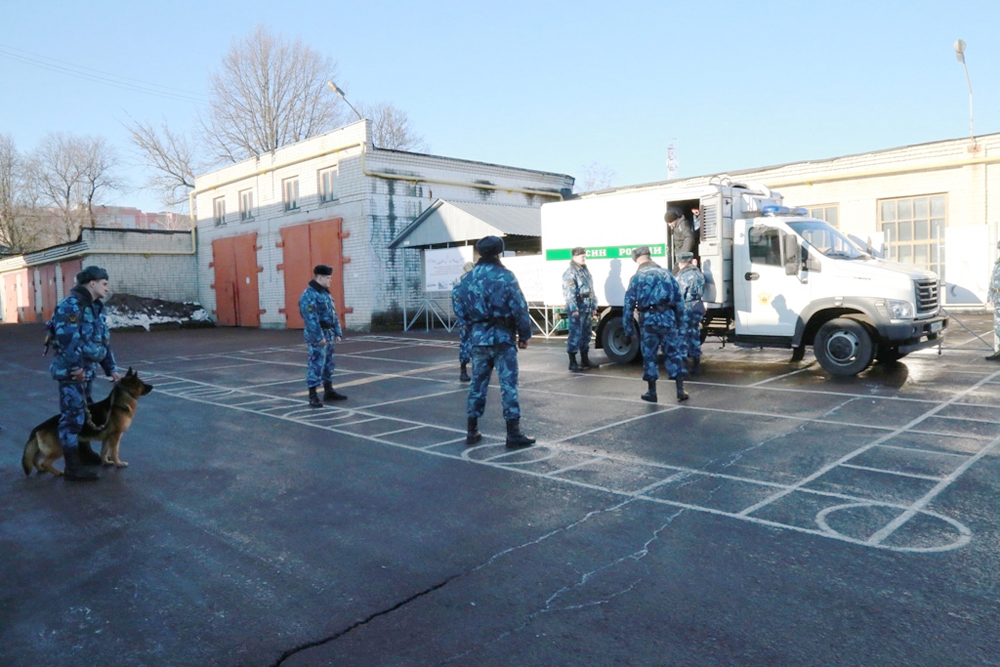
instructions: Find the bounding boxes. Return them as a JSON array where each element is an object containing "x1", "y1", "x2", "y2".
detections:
[{"x1": 104, "y1": 294, "x2": 213, "y2": 331}]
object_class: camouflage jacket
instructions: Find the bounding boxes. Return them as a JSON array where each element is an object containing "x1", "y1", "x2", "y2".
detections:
[
  {"x1": 451, "y1": 270, "x2": 474, "y2": 326},
  {"x1": 675, "y1": 265, "x2": 707, "y2": 316},
  {"x1": 562, "y1": 261, "x2": 597, "y2": 314},
  {"x1": 989, "y1": 260, "x2": 1000, "y2": 304},
  {"x1": 49, "y1": 285, "x2": 117, "y2": 381},
  {"x1": 452, "y1": 259, "x2": 532, "y2": 347},
  {"x1": 299, "y1": 281, "x2": 342, "y2": 345},
  {"x1": 623, "y1": 260, "x2": 686, "y2": 337}
]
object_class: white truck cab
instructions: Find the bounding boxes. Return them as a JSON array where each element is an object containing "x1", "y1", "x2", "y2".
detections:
[{"x1": 539, "y1": 181, "x2": 948, "y2": 376}]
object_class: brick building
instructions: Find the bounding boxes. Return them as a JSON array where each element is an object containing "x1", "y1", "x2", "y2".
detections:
[
  {"x1": 191, "y1": 120, "x2": 574, "y2": 330},
  {"x1": 0, "y1": 228, "x2": 196, "y2": 323},
  {"x1": 654, "y1": 133, "x2": 1000, "y2": 306}
]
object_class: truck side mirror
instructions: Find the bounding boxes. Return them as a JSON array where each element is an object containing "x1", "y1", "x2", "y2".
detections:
[{"x1": 783, "y1": 235, "x2": 801, "y2": 276}]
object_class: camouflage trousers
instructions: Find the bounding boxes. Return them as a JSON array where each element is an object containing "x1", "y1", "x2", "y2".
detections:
[
  {"x1": 566, "y1": 310, "x2": 594, "y2": 353},
  {"x1": 994, "y1": 306, "x2": 1000, "y2": 351},
  {"x1": 57, "y1": 379, "x2": 93, "y2": 451},
  {"x1": 467, "y1": 343, "x2": 520, "y2": 420},
  {"x1": 640, "y1": 324, "x2": 687, "y2": 382},
  {"x1": 306, "y1": 342, "x2": 336, "y2": 387},
  {"x1": 459, "y1": 324, "x2": 472, "y2": 364},
  {"x1": 681, "y1": 311, "x2": 704, "y2": 360}
]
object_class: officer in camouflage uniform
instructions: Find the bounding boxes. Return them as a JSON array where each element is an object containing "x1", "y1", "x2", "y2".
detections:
[
  {"x1": 453, "y1": 236, "x2": 535, "y2": 449},
  {"x1": 622, "y1": 246, "x2": 689, "y2": 402},
  {"x1": 987, "y1": 241, "x2": 1000, "y2": 361},
  {"x1": 452, "y1": 261, "x2": 475, "y2": 381},
  {"x1": 299, "y1": 265, "x2": 346, "y2": 407},
  {"x1": 562, "y1": 246, "x2": 598, "y2": 371},
  {"x1": 675, "y1": 251, "x2": 706, "y2": 375},
  {"x1": 49, "y1": 266, "x2": 120, "y2": 481}
]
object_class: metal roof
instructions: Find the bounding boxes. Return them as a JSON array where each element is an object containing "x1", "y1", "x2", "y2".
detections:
[{"x1": 388, "y1": 199, "x2": 542, "y2": 249}]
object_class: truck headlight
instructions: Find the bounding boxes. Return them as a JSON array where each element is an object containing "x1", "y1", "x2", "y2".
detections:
[{"x1": 887, "y1": 299, "x2": 913, "y2": 319}]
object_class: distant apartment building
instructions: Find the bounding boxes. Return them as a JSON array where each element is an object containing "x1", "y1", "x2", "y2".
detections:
[
  {"x1": 191, "y1": 120, "x2": 574, "y2": 330},
  {"x1": 90, "y1": 206, "x2": 191, "y2": 231}
]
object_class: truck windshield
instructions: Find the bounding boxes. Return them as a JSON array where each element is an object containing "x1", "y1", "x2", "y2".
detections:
[{"x1": 787, "y1": 220, "x2": 866, "y2": 259}]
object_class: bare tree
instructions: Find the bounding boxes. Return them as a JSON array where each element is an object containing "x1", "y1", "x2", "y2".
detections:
[
  {"x1": 32, "y1": 132, "x2": 86, "y2": 241},
  {"x1": 79, "y1": 137, "x2": 126, "y2": 227},
  {"x1": 0, "y1": 134, "x2": 47, "y2": 253},
  {"x1": 32, "y1": 133, "x2": 124, "y2": 239},
  {"x1": 357, "y1": 101, "x2": 428, "y2": 151},
  {"x1": 580, "y1": 162, "x2": 617, "y2": 192},
  {"x1": 200, "y1": 24, "x2": 345, "y2": 163},
  {"x1": 125, "y1": 118, "x2": 198, "y2": 208}
]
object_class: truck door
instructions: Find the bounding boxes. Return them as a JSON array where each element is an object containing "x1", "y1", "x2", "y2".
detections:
[{"x1": 735, "y1": 222, "x2": 811, "y2": 337}]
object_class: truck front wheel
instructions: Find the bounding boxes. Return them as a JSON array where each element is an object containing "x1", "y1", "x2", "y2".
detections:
[
  {"x1": 814, "y1": 318, "x2": 875, "y2": 376},
  {"x1": 601, "y1": 316, "x2": 640, "y2": 363}
]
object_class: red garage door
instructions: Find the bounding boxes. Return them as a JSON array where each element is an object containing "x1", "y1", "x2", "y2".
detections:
[
  {"x1": 278, "y1": 218, "x2": 350, "y2": 329},
  {"x1": 211, "y1": 233, "x2": 263, "y2": 327}
]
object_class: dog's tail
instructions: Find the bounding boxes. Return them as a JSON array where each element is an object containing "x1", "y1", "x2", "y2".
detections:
[{"x1": 22, "y1": 429, "x2": 40, "y2": 476}]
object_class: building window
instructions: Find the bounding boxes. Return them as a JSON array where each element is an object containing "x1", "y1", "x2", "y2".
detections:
[
  {"x1": 319, "y1": 166, "x2": 338, "y2": 203},
  {"x1": 213, "y1": 196, "x2": 226, "y2": 226},
  {"x1": 283, "y1": 177, "x2": 300, "y2": 211},
  {"x1": 879, "y1": 194, "x2": 946, "y2": 280},
  {"x1": 239, "y1": 189, "x2": 254, "y2": 221},
  {"x1": 807, "y1": 204, "x2": 839, "y2": 228}
]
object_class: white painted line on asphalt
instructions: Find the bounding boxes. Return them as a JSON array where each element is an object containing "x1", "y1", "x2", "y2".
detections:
[
  {"x1": 867, "y1": 433, "x2": 1000, "y2": 547},
  {"x1": 748, "y1": 365, "x2": 815, "y2": 387},
  {"x1": 423, "y1": 436, "x2": 468, "y2": 449},
  {"x1": 372, "y1": 425, "x2": 424, "y2": 437},
  {"x1": 875, "y1": 443, "x2": 973, "y2": 458},
  {"x1": 838, "y1": 463, "x2": 944, "y2": 481},
  {"x1": 737, "y1": 367, "x2": 1000, "y2": 520}
]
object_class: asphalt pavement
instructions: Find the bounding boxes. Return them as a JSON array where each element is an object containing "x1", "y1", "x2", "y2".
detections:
[{"x1": 2, "y1": 314, "x2": 999, "y2": 666}]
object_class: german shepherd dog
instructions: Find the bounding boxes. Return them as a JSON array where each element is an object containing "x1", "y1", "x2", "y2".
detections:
[{"x1": 22, "y1": 368, "x2": 154, "y2": 476}]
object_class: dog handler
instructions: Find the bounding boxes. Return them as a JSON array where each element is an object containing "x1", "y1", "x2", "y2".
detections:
[
  {"x1": 299, "y1": 264, "x2": 346, "y2": 407},
  {"x1": 49, "y1": 266, "x2": 121, "y2": 481}
]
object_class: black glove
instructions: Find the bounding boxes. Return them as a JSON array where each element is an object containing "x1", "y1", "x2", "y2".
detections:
[{"x1": 623, "y1": 334, "x2": 633, "y2": 346}]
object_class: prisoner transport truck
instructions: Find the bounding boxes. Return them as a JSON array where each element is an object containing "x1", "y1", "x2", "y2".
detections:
[{"x1": 538, "y1": 181, "x2": 948, "y2": 376}]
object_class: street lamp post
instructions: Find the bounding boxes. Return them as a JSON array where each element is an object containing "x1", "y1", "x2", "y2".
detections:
[
  {"x1": 953, "y1": 39, "x2": 978, "y2": 151},
  {"x1": 327, "y1": 81, "x2": 364, "y2": 122}
]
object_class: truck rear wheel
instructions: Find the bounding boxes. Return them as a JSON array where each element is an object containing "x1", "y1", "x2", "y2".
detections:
[
  {"x1": 601, "y1": 316, "x2": 639, "y2": 363},
  {"x1": 814, "y1": 318, "x2": 875, "y2": 376}
]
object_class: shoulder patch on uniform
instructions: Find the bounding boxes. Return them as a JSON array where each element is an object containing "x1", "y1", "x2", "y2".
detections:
[{"x1": 68, "y1": 314, "x2": 78, "y2": 324}]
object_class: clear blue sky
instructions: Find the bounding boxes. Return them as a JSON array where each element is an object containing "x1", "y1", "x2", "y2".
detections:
[{"x1": 2, "y1": 0, "x2": 997, "y2": 213}]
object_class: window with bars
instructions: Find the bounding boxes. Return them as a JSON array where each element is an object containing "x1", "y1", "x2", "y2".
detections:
[
  {"x1": 239, "y1": 189, "x2": 254, "y2": 221},
  {"x1": 213, "y1": 196, "x2": 226, "y2": 226},
  {"x1": 878, "y1": 194, "x2": 946, "y2": 281},
  {"x1": 319, "y1": 166, "x2": 338, "y2": 203},
  {"x1": 807, "y1": 204, "x2": 839, "y2": 228},
  {"x1": 283, "y1": 178, "x2": 300, "y2": 211}
]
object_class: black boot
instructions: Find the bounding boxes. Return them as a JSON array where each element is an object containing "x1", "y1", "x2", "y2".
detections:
[
  {"x1": 308, "y1": 386, "x2": 323, "y2": 408},
  {"x1": 676, "y1": 377, "x2": 689, "y2": 402},
  {"x1": 466, "y1": 417, "x2": 482, "y2": 445},
  {"x1": 568, "y1": 352, "x2": 581, "y2": 372},
  {"x1": 986, "y1": 350, "x2": 1000, "y2": 361},
  {"x1": 580, "y1": 349, "x2": 598, "y2": 368},
  {"x1": 63, "y1": 447, "x2": 98, "y2": 481},
  {"x1": 690, "y1": 357, "x2": 701, "y2": 376},
  {"x1": 641, "y1": 379, "x2": 657, "y2": 403},
  {"x1": 323, "y1": 382, "x2": 347, "y2": 401},
  {"x1": 78, "y1": 440, "x2": 103, "y2": 466},
  {"x1": 505, "y1": 419, "x2": 535, "y2": 449},
  {"x1": 460, "y1": 362, "x2": 471, "y2": 382}
]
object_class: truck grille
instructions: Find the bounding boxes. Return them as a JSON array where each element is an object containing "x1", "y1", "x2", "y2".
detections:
[{"x1": 914, "y1": 279, "x2": 939, "y2": 315}]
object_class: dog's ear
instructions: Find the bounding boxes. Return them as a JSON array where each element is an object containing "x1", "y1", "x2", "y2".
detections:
[{"x1": 127, "y1": 367, "x2": 135, "y2": 376}]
